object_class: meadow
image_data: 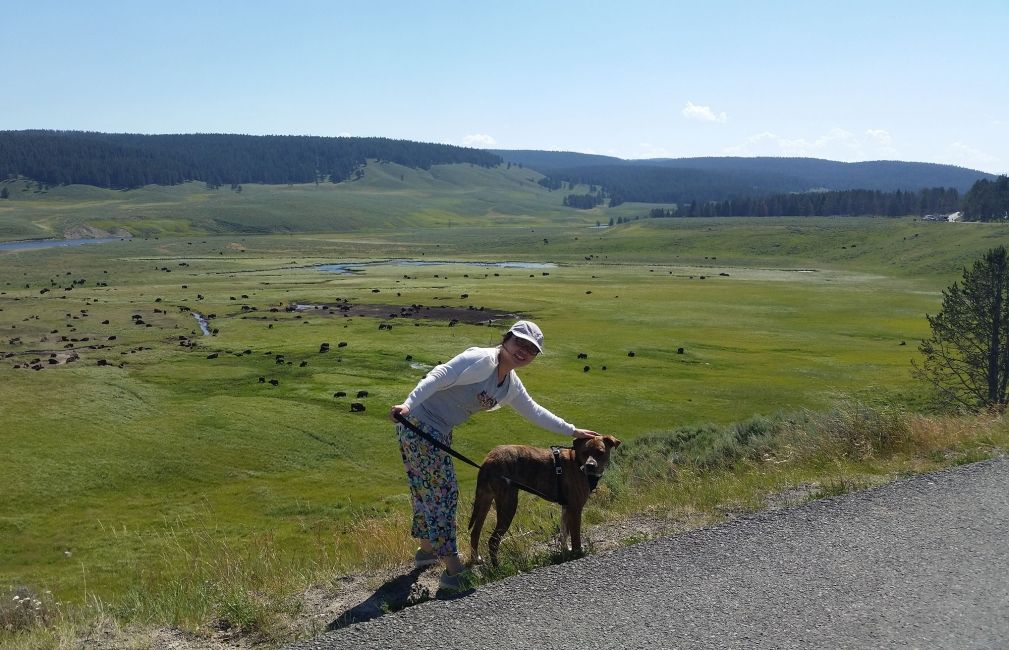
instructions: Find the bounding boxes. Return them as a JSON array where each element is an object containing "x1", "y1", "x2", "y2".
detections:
[
  {"x1": 3, "y1": 202, "x2": 1009, "y2": 644},
  {"x1": 0, "y1": 163, "x2": 590, "y2": 241}
]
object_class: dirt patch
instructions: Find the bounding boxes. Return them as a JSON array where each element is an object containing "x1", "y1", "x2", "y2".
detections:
[
  {"x1": 62, "y1": 225, "x2": 133, "y2": 239},
  {"x1": 292, "y1": 301, "x2": 519, "y2": 326},
  {"x1": 763, "y1": 482, "x2": 823, "y2": 510}
]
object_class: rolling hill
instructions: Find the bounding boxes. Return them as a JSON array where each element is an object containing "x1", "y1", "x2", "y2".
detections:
[
  {"x1": 492, "y1": 150, "x2": 994, "y2": 202},
  {"x1": 0, "y1": 132, "x2": 1000, "y2": 240}
]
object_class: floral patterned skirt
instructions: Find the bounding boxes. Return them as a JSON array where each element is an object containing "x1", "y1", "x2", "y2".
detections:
[{"x1": 396, "y1": 416, "x2": 458, "y2": 557}]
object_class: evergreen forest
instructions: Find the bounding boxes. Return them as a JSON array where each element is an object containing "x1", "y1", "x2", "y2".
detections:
[
  {"x1": 960, "y1": 176, "x2": 1009, "y2": 221},
  {"x1": 0, "y1": 130, "x2": 501, "y2": 189},
  {"x1": 688, "y1": 187, "x2": 962, "y2": 218}
]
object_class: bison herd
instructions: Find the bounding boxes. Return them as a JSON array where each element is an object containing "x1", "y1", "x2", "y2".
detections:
[{"x1": 5, "y1": 276, "x2": 667, "y2": 417}]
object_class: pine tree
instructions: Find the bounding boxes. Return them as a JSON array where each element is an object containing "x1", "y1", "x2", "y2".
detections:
[{"x1": 914, "y1": 246, "x2": 1009, "y2": 411}]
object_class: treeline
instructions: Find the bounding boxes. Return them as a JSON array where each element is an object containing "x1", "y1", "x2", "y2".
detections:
[
  {"x1": 0, "y1": 130, "x2": 501, "y2": 189},
  {"x1": 691, "y1": 187, "x2": 961, "y2": 218},
  {"x1": 632, "y1": 188, "x2": 960, "y2": 218},
  {"x1": 961, "y1": 176, "x2": 1009, "y2": 221},
  {"x1": 562, "y1": 193, "x2": 605, "y2": 209}
]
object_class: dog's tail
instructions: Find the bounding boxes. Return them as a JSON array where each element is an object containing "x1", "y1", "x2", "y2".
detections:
[{"x1": 468, "y1": 463, "x2": 492, "y2": 533}]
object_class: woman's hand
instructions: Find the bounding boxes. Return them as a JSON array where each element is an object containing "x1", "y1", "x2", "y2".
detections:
[
  {"x1": 572, "y1": 428, "x2": 599, "y2": 439},
  {"x1": 390, "y1": 404, "x2": 409, "y2": 422}
]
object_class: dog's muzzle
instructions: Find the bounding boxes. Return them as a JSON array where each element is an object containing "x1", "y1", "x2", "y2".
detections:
[{"x1": 581, "y1": 457, "x2": 603, "y2": 492}]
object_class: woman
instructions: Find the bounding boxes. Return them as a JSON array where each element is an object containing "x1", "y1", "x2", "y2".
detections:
[{"x1": 389, "y1": 320, "x2": 598, "y2": 590}]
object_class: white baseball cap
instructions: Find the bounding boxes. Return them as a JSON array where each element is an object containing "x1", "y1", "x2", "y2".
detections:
[{"x1": 508, "y1": 320, "x2": 544, "y2": 353}]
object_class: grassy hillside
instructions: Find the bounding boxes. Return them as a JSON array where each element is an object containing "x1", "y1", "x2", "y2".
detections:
[
  {"x1": 492, "y1": 150, "x2": 993, "y2": 193},
  {"x1": 0, "y1": 162, "x2": 593, "y2": 240},
  {"x1": 565, "y1": 216, "x2": 1007, "y2": 278}
]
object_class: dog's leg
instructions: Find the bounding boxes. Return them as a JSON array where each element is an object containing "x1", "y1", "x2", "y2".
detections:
[
  {"x1": 488, "y1": 487, "x2": 518, "y2": 567},
  {"x1": 468, "y1": 475, "x2": 495, "y2": 565},
  {"x1": 564, "y1": 507, "x2": 583, "y2": 555},
  {"x1": 559, "y1": 506, "x2": 570, "y2": 551}
]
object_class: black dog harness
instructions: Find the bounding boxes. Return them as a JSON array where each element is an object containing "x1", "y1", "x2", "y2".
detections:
[
  {"x1": 552, "y1": 445, "x2": 602, "y2": 500},
  {"x1": 551, "y1": 446, "x2": 567, "y2": 506}
]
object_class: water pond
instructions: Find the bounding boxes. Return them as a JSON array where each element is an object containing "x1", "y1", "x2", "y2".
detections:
[
  {"x1": 0, "y1": 237, "x2": 123, "y2": 252},
  {"x1": 316, "y1": 259, "x2": 556, "y2": 274}
]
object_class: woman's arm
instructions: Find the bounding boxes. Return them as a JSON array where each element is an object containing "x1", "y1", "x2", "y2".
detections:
[{"x1": 506, "y1": 375, "x2": 590, "y2": 436}]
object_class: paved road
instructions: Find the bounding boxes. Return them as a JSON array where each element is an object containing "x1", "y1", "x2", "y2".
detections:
[{"x1": 289, "y1": 458, "x2": 1009, "y2": 649}]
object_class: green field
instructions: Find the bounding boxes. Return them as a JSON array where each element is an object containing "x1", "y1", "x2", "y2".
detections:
[
  {"x1": 3, "y1": 168, "x2": 1009, "y2": 638},
  {"x1": 0, "y1": 163, "x2": 595, "y2": 240}
]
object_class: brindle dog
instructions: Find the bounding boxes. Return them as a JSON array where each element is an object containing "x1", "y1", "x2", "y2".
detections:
[{"x1": 468, "y1": 435, "x2": 621, "y2": 566}]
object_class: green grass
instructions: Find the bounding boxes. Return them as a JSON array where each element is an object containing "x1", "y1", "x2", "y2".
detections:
[
  {"x1": 2, "y1": 197, "x2": 1009, "y2": 646},
  {"x1": 0, "y1": 163, "x2": 590, "y2": 239}
]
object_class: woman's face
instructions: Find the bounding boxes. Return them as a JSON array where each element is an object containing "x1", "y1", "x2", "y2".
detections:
[{"x1": 503, "y1": 335, "x2": 539, "y2": 366}]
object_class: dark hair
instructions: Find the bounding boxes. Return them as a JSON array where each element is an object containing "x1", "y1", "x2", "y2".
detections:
[{"x1": 501, "y1": 331, "x2": 515, "y2": 346}]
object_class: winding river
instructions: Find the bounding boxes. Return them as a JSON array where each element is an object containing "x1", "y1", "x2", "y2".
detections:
[{"x1": 0, "y1": 237, "x2": 124, "y2": 252}]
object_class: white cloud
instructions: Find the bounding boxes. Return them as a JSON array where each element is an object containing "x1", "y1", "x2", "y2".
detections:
[
  {"x1": 723, "y1": 132, "x2": 778, "y2": 155},
  {"x1": 724, "y1": 128, "x2": 895, "y2": 160},
  {"x1": 626, "y1": 142, "x2": 673, "y2": 159},
  {"x1": 682, "y1": 101, "x2": 727, "y2": 123},
  {"x1": 866, "y1": 129, "x2": 892, "y2": 147},
  {"x1": 721, "y1": 128, "x2": 1004, "y2": 172},
  {"x1": 948, "y1": 141, "x2": 1001, "y2": 171},
  {"x1": 462, "y1": 133, "x2": 497, "y2": 147},
  {"x1": 778, "y1": 128, "x2": 860, "y2": 156}
]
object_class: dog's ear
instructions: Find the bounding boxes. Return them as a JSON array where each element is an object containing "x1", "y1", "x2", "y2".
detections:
[{"x1": 603, "y1": 435, "x2": 621, "y2": 449}]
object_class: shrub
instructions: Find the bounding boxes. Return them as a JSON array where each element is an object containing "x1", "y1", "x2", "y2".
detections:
[
  {"x1": 608, "y1": 415, "x2": 788, "y2": 500},
  {"x1": 784, "y1": 401, "x2": 914, "y2": 461},
  {"x1": 608, "y1": 401, "x2": 953, "y2": 498},
  {"x1": 1, "y1": 586, "x2": 53, "y2": 634}
]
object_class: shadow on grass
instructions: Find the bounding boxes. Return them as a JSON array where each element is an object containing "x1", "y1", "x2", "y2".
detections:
[{"x1": 326, "y1": 567, "x2": 475, "y2": 631}]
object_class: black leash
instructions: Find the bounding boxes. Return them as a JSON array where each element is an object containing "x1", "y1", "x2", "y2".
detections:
[
  {"x1": 394, "y1": 412, "x2": 568, "y2": 505},
  {"x1": 394, "y1": 411, "x2": 482, "y2": 469}
]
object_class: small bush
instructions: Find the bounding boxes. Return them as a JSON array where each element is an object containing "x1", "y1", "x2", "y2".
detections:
[
  {"x1": 1, "y1": 586, "x2": 53, "y2": 633},
  {"x1": 784, "y1": 401, "x2": 914, "y2": 461},
  {"x1": 613, "y1": 414, "x2": 785, "y2": 482},
  {"x1": 811, "y1": 477, "x2": 872, "y2": 499}
]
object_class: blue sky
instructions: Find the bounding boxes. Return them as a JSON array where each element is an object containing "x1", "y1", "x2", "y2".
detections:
[{"x1": 3, "y1": 1, "x2": 1007, "y2": 173}]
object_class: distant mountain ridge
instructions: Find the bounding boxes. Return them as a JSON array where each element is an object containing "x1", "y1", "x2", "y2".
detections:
[
  {"x1": 0, "y1": 131, "x2": 993, "y2": 204},
  {"x1": 491, "y1": 149, "x2": 994, "y2": 203}
]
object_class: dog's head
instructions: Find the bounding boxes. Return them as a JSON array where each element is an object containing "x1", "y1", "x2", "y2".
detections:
[{"x1": 573, "y1": 435, "x2": 621, "y2": 478}]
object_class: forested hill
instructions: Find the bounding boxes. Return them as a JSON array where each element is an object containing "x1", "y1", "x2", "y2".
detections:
[
  {"x1": 492, "y1": 150, "x2": 994, "y2": 203},
  {"x1": 0, "y1": 130, "x2": 501, "y2": 189}
]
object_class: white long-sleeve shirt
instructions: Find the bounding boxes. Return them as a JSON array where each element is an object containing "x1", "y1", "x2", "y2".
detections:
[{"x1": 403, "y1": 346, "x2": 576, "y2": 436}]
